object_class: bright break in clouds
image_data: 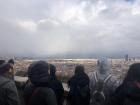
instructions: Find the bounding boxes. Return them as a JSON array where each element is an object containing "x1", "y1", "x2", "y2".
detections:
[{"x1": 0, "y1": 0, "x2": 140, "y2": 58}]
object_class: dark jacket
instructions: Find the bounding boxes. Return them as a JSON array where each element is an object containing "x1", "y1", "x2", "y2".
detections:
[
  {"x1": 0, "y1": 75, "x2": 20, "y2": 105},
  {"x1": 68, "y1": 72, "x2": 90, "y2": 105},
  {"x1": 24, "y1": 84, "x2": 57, "y2": 105},
  {"x1": 49, "y1": 76, "x2": 64, "y2": 105},
  {"x1": 108, "y1": 82, "x2": 140, "y2": 105},
  {"x1": 24, "y1": 61, "x2": 57, "y2": 105}
]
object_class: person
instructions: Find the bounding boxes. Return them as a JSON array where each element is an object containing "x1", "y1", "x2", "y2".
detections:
[
  {"x1": 8, "y1": 59, "x2": 15, "y2": 80},
  {"x1": 23, "y1": 61, "x2": 57, "y2": 105},
  {"x1": 108, "y1": 63, "x2": 140, "y2": 105},
  {"x1": 49, "y1": 64, "x2": 64, "y2": 105},
  {"x1": 89, "y1": 58, "x2": 118, "y2": 105},
  {"x1": 0, "y1": 60, "x2": 5, "y2": 65},
  {"x1": 0, "y1": 62, "x2": 20, "y2": 105},
  {"x1": 67, "y1": 65, "x2": 90, "y2": 105}
]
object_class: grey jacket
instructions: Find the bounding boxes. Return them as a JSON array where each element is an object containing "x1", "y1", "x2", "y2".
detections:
[
  {"x1": 0, "y1": 75, "x2": 20, "y2": 105},
  {"x1": 89, "y1": 72, "x2": 119, "y2": 104}
]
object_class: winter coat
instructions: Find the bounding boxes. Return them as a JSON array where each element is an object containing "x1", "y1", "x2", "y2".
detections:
[
  {"x1": 0, "y1": 75, "x2": 20, "y2": 105},
  {"x1": 68, "y1": 72, "x2": 90, "y2": 105},
  {"x1": 24, "y1": 84, "x2": 57, "y2": 105},
  {"x1": 49, "y1": 76, "x2": 64, "y2": 105},
  {"x1": 24, "y1": 61, "x2": 57, "y2": 105},
  {"x1": 108, "y1": 81, "x2": 140, "y2": 105}
]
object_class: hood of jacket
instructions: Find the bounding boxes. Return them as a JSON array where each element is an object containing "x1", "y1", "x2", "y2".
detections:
[{"x1": 28, "y1": 61, "x2": 50, "y2": 87}]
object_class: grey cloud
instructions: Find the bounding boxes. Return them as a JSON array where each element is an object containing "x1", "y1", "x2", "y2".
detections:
[{"x1": 0, "y1": 0, "x2": 140, "y2": 58}]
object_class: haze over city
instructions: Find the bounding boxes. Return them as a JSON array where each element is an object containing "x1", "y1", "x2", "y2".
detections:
[{"x1": 0, "y1": 0, "x2": 140, "y2": 58}]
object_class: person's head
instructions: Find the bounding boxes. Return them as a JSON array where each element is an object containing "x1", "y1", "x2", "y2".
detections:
[
  {"x1": 0, "y1": 63, "x2": 13, "y2": 76},
  {"x1": 8, "y1": 59, "x2": 14, "y2": 65},
  {"x1": 75, "y1": 65, "x2": 85, "y2": 75},
  {"x1": 50, "y1": 64, "x2": 56, "y2": 76},
  {"x1": 0, "y1": 60, "x2": 5, "y2": 66},
  {"x1": 8, "y1": 59, "x2": 15, "y2": 75},
  {"x1": 28, "y1": 61, "x2": 50, "y2": 86},
  {"x1": 97, "y1": 58, "x2": 111, "y2": 75},
  {"x1": 124, "y1": 63, "x2": 140, "y2": 83}
]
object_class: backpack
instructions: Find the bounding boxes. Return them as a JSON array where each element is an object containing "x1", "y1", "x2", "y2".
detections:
[{"x1": 91, "y1": 72, "x2": 112, "y2": 105}]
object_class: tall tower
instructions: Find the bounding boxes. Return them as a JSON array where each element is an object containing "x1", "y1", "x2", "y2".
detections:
[{"x1": 125, "y1": 54, "x2": 129, "y2": 62}]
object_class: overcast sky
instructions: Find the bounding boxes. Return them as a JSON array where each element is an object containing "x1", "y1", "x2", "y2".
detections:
[{"x1": 0, "y1": 0, "x2": 140, "y2": 58}]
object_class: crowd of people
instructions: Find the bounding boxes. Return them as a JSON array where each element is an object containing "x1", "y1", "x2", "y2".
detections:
[{"x1": 0, "y1": 58, "x2": 140, "y2": 105}]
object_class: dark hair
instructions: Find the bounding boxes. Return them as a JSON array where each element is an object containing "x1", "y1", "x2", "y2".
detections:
[
  {"x1": 123, "y1": 63, "x2": 140, "y2": 83},
  {"x1": 75, "y1": 65, "x2": 85, "y2": 75},
  {"x1": 50, "y1": 64, "x2": 56, "y2": 76},
  {"x1": 8, "y1": 59, "x2": 14, "y2": 64},
  {"x1": 0, "y1": 63, "x2": 12, "y2": 75},
  {"x1": 0, "y1": 60, "x2": 5, "y2": 65}
]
